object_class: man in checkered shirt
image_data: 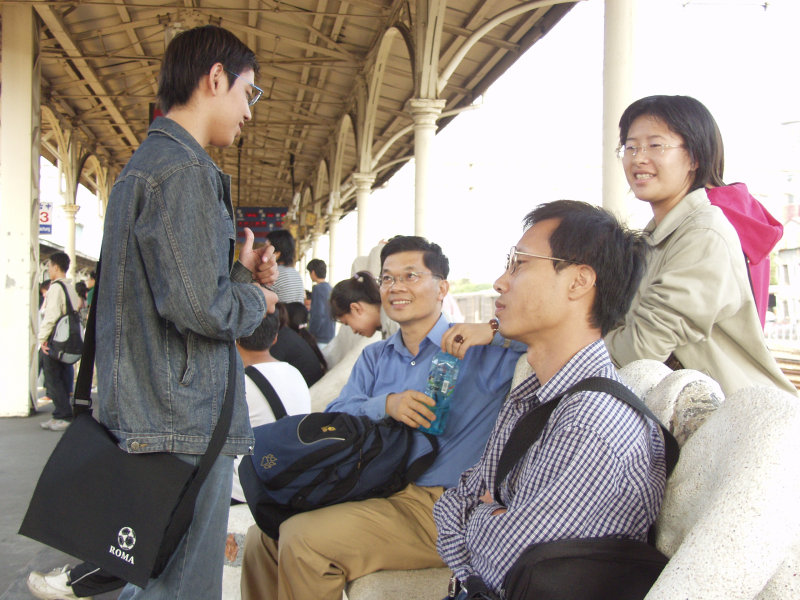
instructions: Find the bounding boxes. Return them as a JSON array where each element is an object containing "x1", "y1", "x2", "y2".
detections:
[{"x1": 433, "y1": 201, "x2": 667, "y2": 598}]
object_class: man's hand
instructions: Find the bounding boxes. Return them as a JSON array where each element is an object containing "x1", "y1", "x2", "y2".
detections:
[
  {"x1": 480, "y1": 489, "x2": 507, "y2": 516},
  {"x1": 386, "y1": 390, "x2": 436, "y2": 428},
  {"x1": 41, "y1": 341, "x2": 50, "y2": 356},
  {"x1": 441, "y1": 323, "x2": 495, "y2": 359},
  {"x1": 257, "y1": 286, "x2": 279, "y2": 314},
  {"x1": 239, "y1": 227, "x2": 278, "y2": 286}
]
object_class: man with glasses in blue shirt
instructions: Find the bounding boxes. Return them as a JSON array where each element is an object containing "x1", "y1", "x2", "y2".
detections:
[{"x1": 241, "y1": 235, "x2": 525, "y2": 600}]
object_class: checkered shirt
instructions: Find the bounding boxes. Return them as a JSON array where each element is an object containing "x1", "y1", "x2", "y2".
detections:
[{"x1": 433, "y1": 340, "x2": 666, "y2": 596}]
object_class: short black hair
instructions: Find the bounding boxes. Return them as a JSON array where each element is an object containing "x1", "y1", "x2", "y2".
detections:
[
  {"x1": 618, "y1": 95, "x2": 721, "y2": 192},
  {"x1": 75, "y1": 281, "x2": 88, "y2": 300},
  {"x1": 158, "y1": 25, "x2": 258, "y2": 114},
  {"x1": 329, "y1": 271, "x2": 381, "y2": 319},
  {"x1": 307, "y1": 258, "x2": 327, "y2": 279},
  {"x1": 48, "y1": 252, "x2": 70, "y2": 273},
  {"x1": 237, "y1": 311, "x2": 280, "y2": 352},
  {"x1": 380, "y1": 236, "x2": 449, "y2": 279},
  {"x1": 266, "y1": 229, "x2": 296, "y2": 265},
  {"x1": 523, "y1": 201, "x2": 648, "y2": 336}
]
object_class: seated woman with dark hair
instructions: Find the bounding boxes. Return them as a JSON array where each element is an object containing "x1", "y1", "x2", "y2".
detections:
[
  {"x1": 269, "y1": 302, "x2": 326, "y2": 386},
  {"x1": 329, "y1": 271, "x2": 398, "y2": 339}
]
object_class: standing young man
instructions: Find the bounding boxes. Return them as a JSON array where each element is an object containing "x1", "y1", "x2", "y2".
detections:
[
  {"x1": 38, "y1": 252, "x2": 81, "y2": 431},
  {"x1": 94, "y1": 26, "x2": 277, "y2": 599},
  {"x1": 305, "y1": 258, "x2": 336, "y2": 345},
  {"x1": 241, "y1": 235, "x2": 525, "y2": 600},
  {"x1": 433, "y1": 201, "x2": 666, "y2": 598}
]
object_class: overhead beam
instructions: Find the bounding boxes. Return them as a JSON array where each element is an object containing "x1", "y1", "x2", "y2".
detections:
[{"x1": 35, "y1": 4, "x2": 141, "y2": 147}]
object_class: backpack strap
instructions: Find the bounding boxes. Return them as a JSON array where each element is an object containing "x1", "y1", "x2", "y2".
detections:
[
  {"x1": 494, "y1": 376, "x2": 679, "y2": 504},
  {"x1": 245, "y1": 365, "x2": 288, "y2": 420},
  {"x1": 52, "y1": 280, "x2": 77, "y2": 315}
]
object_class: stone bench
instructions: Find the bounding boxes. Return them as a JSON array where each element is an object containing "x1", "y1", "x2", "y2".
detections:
[{"x1": 228, "y1": 356, "x2": 800, "y2": 600}]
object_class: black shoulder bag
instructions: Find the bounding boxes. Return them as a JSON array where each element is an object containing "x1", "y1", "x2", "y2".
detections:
[
  {"x1": 20, "y1": 260, "x2": 238, "y2": 588},
  {"x1": 489, "y1": 377, "x2": 679, "y2": 600}
]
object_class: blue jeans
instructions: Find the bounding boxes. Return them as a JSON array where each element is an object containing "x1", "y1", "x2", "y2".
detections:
[{"x1": 117, "y1": 453, "x2": 234, "y2": 600}]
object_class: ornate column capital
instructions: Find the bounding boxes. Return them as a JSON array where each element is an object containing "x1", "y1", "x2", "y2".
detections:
[
  {"x1": 352, "y1": 172, "x2": 376, "y2": 191},
  {"x1": 406, "y1": 98, "x2": 446, "y2": 127},
  {"x1": 60, "y1": 203, "x2": 80, "y2": 217}
]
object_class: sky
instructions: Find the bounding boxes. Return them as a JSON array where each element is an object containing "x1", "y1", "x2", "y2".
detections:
[
  {"x1": 41, "y1": 0, "x2": 800, "y2": 286},
  {"x1": 327, "y1": 0, "x2": 800, "y2": 285}
]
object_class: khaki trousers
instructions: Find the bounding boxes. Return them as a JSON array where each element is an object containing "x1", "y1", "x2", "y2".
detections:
[{"x1": 241, "y1": 483, "x2": 446, "y2": 600}]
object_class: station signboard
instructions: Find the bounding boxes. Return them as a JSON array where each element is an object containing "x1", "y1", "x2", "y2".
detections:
[
  {"x1": 39, "y1": 202, "x2": 53, "y2": 235},
  {"x1": 235, "y1": 207, "x2": 287, "y2": 244}
]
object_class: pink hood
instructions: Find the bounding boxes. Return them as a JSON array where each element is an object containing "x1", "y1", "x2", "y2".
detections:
[
  {"x1": 707, "y1": 183, "x2": 783, "y2": 265},
  {"x1": 707, "y1": 183, "x2": 783, "y2": 328}
]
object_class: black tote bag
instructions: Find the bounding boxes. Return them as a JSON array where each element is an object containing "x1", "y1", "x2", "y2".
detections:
[{"x1": 19, "y1": 260, "x2": 237, "y2": 588}]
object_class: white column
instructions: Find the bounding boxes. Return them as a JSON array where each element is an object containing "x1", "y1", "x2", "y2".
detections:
[
  {"x1": 328, "y1": 210, "x2": 343, "y2": 284},
  {"x1": 352, "y1": 172, "x2": 376, "y2": 256},
  {"x1": 0, "y1": 4, "x2": 40, "y2": 416},
  {"x1": 407, "y1": 98, "x2": 445, "y2": 239},
  {"x1": 602, "y1": 0, "x2": 636, "y2": 220},
  {"x1": 311, "y1": 232, "x2": 319, "y2": 259},
  {"x1": 62, "y1": 204, "x2": 81, "y2": 278},
  {"x1": 298, "y1": 250, "x2": 307, "y2": 287}
]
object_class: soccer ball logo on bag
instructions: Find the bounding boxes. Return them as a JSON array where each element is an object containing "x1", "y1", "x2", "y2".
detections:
[{"x1": 118, "y1": 527, "x2": 136, "y2": 550}]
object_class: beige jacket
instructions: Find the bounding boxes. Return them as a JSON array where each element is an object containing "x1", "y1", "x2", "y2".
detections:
[
  {"x1": 606, "y1": 188, "x2": 796, "y2": 397},
  {"x1": 39, "y1": 277, "x2": 82, "y2": 345}
]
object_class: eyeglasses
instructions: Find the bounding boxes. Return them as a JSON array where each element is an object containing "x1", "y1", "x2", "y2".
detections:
[
  {"x1": 616, "y1": 143, "x2": 683, "y2": 159},
  {"x1": 505, "y1": 246, "x2": 576, "y2": 275},
  {"x1": 377, "y1": 271, "x2": 442, "y2": 288},
  {"x1": 224, "y1": 69, "x2": 263, "y2": 106}
]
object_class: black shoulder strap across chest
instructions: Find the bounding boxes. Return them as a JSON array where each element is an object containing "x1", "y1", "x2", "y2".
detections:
[
  {"x1": 53, "y1": 280, "x2": 76, "y2": 314},
  {"x1": 494, "y1": 376, "x2": 679, "y2": 503},
  {"x1": 245, "y1": 365, "x2": 288, "y2": 420}
]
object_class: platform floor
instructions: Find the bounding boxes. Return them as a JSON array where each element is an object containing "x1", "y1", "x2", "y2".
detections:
[{"x1": 0, "y1": 399, "x2": 119, "y2": 600}]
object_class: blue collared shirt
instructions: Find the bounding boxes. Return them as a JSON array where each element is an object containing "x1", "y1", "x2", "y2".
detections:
[
  {"x1": 326, "y1": 314, "x2": 525, "y2": 488},
  {"x1": 433, "y1": 340, "x2": 666, "y2": 595}
]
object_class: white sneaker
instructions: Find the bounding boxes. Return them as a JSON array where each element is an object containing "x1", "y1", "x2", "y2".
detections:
[
  {"x1": 47, "y1": 419, "x2": 71, "y2": 431},
  {"x1": 27, "y1": 565, "x2": 88, "y2": 600},
  {"x1": 40, "y1": 418, "x2": 56, "y2": 430}
]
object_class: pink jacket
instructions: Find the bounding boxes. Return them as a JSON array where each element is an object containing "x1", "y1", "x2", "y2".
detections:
[{"x1": 707, "y1": 183, "x2": 783, "y2": 328}]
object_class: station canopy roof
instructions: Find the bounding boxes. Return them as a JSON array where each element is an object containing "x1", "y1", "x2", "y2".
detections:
[{"x1": 17, "y1": 0, "x2": 575, "y2": 227}]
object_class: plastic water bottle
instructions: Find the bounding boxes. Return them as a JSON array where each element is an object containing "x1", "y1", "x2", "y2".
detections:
[{"x1": 419, "y1": 351, "x2": 461, "y2": 436}]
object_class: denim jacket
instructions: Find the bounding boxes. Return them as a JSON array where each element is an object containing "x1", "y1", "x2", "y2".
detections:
[{"x1": 96, "y1": 117, "x2": 266, "y2": 456}]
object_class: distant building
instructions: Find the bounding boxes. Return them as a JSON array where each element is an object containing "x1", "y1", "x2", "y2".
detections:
[{"x1": 768, "y1": 218, "x2": 800, "y2": 344}]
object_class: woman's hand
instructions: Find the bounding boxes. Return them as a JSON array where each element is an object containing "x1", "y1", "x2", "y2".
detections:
[{"x1": 440, "y1": 323, "x2": 495, "y2": 359}]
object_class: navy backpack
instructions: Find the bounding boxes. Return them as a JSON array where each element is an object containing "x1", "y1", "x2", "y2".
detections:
[{"x1": 239, "y1": 412, "x2": 438, "y2": 539}]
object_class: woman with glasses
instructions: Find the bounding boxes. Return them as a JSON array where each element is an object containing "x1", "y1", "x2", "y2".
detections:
[{"x1": 605, "y1": 95, "x2": 795, "y2": 396}]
